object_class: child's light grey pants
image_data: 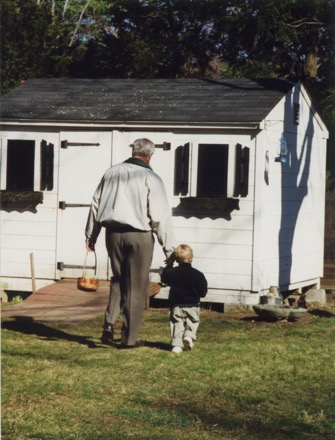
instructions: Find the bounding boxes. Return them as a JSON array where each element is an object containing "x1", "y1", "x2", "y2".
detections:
[{"x1": 170, "y1": 306, "x2": 200, "y2": 348}]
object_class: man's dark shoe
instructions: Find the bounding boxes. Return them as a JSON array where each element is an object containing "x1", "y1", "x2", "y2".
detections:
[
  {"x1": 120, "y1": 340, "x2": 145, "y2": 349},
  {"x1": 100, "y1": 324, "x2": 114, "y2": 345}
]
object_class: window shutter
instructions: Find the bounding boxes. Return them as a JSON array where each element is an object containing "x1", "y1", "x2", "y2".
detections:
[
  {"x1": 234, "y1": 144, "x2": 249, "y2": 197},
  {"x1": 40, "y1": 140, "x2": 54, "y2": 191},
  {"x1": 174, "y1": 143, "x2": 190, "y2": 196}
]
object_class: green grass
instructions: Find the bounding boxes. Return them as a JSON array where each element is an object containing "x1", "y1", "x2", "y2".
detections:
[{"x1": 1, "y1": 308, "x2": 335, "y2": 440}]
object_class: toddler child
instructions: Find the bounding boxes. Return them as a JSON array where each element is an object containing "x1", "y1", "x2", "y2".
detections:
[{"x1": 161, "y1": 244, "x2": 207, "y2": 353}]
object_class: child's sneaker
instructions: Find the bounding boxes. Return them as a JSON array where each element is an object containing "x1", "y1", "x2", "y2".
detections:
[
  {"x1": 183, "y1": 337, "x2": 194, "y2": 351},
  {"x1": 171, "y1": 346, "x2": 183, "y2": 354}
]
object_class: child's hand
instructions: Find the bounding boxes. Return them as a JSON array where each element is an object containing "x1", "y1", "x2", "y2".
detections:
[{"x1": 164, "y1": 253, "x2": 175, "y2": 267}]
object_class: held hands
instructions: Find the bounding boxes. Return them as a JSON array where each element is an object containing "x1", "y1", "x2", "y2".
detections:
[
  {"x1": 164, "y1": 252, "x2": 176, "y2": 267},
  {"x1": 86, "y1": 241, "x2": 95, "y2": 252}
]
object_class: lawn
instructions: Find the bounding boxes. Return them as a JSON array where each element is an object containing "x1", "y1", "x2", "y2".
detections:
[{"x1": 1, "y1": 305, "x2": 335, "y2": 440}]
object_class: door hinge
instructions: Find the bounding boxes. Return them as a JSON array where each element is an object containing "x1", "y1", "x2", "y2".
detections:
[
  {"x1": 57, "y1": 262, "x2": 95, "y2": 271},
  {"x1": 59, "y1": 201, "x2": 90, "y2": 210},
  {"x1": 155, "y1": 142, "x2": 171, "y2": 150},
  {"x1": 61, "y1": 141, "x2": 100, "y2": 149}
]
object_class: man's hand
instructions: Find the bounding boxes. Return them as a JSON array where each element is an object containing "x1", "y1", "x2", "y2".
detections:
[{"x1": 86, "y1": 241, "x2": 95, "y2": 252}]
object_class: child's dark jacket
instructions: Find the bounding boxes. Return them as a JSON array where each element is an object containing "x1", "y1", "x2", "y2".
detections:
[{"x1": 161, "y1": 262, "x2": 208, "y2": 307}]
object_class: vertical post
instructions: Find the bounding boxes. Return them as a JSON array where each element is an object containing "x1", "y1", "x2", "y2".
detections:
[{"x1": 30, "y1": 253, "x2": 36, "y2": 294}]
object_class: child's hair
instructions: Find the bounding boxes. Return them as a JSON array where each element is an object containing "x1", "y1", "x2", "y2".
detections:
[{"x1": 174, "y1": 244, "x2": 193, "y2": 263}]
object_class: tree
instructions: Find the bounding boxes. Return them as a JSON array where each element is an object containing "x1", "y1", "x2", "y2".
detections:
[
  {"x1": 0, "y1": 0, "x2": 109, "y2": 93},
  {"x1": 1, "y1": 0, "x2": 334, "y2": 140}
]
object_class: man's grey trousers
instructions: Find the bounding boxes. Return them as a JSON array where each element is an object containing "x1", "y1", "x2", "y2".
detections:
[{"x1": 105, "y1": 227, "x2": 154, "y2": 346}]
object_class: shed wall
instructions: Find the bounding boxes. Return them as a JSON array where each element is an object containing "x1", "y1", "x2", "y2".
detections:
[
  {"x1": 0, "y1": 129, "x2": 60, "y2": 291},
  {"x1": 153, "y1": 132, "x2": 255, "y2": 297},
  {"x1": 257, "y1": 84, "x2": 327, "y2": 292}
]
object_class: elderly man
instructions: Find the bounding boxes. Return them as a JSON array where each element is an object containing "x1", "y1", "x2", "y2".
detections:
[{"x1": 85, "y1": 138, "x2": 175, "y2": 348}]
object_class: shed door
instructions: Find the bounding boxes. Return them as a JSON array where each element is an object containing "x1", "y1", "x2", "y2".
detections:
[{"x1": 56, "y1": 132, "x2": 112, "y2": 280}]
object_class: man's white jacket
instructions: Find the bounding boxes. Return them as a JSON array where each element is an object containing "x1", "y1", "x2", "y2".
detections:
[{"x1": 85, "y1": 158, "x2": 175, "y2": 256}]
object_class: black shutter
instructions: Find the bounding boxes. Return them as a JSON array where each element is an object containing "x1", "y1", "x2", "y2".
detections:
[
  {"x1": 40, "y1": 140, "x2": 54, "y2": 191},
  {"x1": 174, "y1": 143, "x2": 189, "y2": 196},
  {"x1": 234, "y1": 144, "x2": 249, "y2": 197}
]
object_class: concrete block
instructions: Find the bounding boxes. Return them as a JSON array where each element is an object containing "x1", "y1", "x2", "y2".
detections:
[
  {"x1": 305, "y1": 289, "x2": 326, "y2": 304},
  {"x1": 1, "y1": 288, "x2": 8, "y2": 302}
]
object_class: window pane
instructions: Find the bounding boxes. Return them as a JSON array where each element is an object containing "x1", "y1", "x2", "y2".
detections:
[
  {"x1": 197, "y1": 144, "x2": 228, "y2": 197},
  {"x1": 7, "y1": 140, "x2": 35, "y2": 191}
]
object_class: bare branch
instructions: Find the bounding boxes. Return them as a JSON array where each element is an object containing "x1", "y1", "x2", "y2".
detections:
[
  {"x1": 287, "y1": 18, "x2": 324, "y2": 28},
  {"x1": 69, "y1": 1, "x2": 91, "y2": 47},
  {"x1": 63, "y1": 0, "x2": 71, "y2": 19}
]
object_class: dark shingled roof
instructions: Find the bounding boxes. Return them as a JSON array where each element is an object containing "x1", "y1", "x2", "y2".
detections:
[{"x1": 0, "y1": 78, "x2": 295, "y2": 125}]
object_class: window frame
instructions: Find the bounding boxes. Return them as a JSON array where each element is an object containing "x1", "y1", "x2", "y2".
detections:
[
  {"x1": 1, "y1": 137, "x2": 54, "y2": 192},
  {"x1": 188, "y1": 142, "x2": 238, "y2": 198}
]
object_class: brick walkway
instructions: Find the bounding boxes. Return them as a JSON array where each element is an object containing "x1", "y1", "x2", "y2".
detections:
[
  {"x1": 1, "y1": 279, "x2": 110, "y2": 325},
  {"x1": 1, "y1": 271, "x2": 332, "y2": 326}
]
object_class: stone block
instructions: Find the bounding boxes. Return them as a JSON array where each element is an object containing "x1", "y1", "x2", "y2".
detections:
[
  {"x1": 1, "y1": 288, "x2": 8, "y2": 302},
  {"x1": 305, "y1": 289, "x2": 326, "y2": 304}
]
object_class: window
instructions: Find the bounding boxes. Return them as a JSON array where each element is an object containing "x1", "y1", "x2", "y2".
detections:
[
  {"x1": 7, "y1": 140, "x2": 35, "y2": 191},
  {"x1": 174, "y1": 142, "x2": 249, "y2": 199},
  {"x1": 197, "y1": 144, "x2": 228, "y2": 197}
]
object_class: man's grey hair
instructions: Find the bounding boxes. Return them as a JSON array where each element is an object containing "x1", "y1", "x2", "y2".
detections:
[{"x1": 130, "y1": 138, "x2": 155, "y2": 157}]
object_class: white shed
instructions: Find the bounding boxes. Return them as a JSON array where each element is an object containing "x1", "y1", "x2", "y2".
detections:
[{"x1": 0, "y1": 78, "x2": 329, "y2": 305}]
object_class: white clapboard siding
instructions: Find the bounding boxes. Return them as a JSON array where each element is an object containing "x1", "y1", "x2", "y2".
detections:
[
  {"x1": 263, "y1": 187, "x2": 324, "y2": 202},
  {"x1": 257, "y1": 82, "x2": 327, "y2": 293},
  {"x1": 261, "y1": 225, "x2": 324, "y2": 246},
  {"x1": 2, "y1": 261, "x2": 56, "y2": 279},
  {"x1": 1, "y1": 207, "x2": 58, "y2": 280},
  {"x1": 185, "y1": 242, "x2": 253, "y2": 261},
  {"x1": 206, "y1": 273, "x2": 252, "y2": 290},
  {"x1": 261, "y1": 251, "x2": 323, "y2": 273},
  {"x1": 195, "y1": 258, "x2": 252, "y2": 275},
  {"x1": 4, "y1": 248, "x2": 56, "y2": 265},
  {"x1": 261, "y1": 212, "x2": 321, "y2": 231},
  {"x1": 204, "y1": 289, "x2": 259, "y2": 305},
  {"x1": 0, "y1": 131, "x2": 60, "y2": 283},
  {"x1": 261, "y1": 237, "x2": 323, "y2": 262},
  {"x1": 2, "y1": 247, "x2": 56, "y2": 278},
  {"x1": 2, "y1": 234, "x2": 56, "y2": 251},
  {"x1": 174, "y1": 227, "x2": 253, "y2": 246},
  {"x1": 261, "y1": 199, "x2": 324, "y2": 216},
  {"x1": 262, "y1": 266, "x2": 322, "y2": 288},
  {"x1": 3, "y1": 220, "x2": 57, "y2": 236},
  {"x1": 172, "y1": 215, "x2": 254, "y2": 231},
  {"x1": 1, "y1": 207, "x2": 58, "y2": 224}
]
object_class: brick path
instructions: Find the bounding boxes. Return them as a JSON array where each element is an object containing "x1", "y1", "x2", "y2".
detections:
[{"x1": 1, "y1": 279, "x2": 110, "y2": 325}]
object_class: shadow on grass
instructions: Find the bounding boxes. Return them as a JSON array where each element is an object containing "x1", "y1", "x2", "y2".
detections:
[
  {"x1": 143, "y1": 341, "x2": 171, "y2": 351},
  {"x1": 1, "y1": 316, "x2": 102, "y2": 348},
  {"x1": 99, "y1": 339, "x2": 171, "y2": 351},
  {"x1": 2, "y1": 316, "x2": 172, "y2": 351},
  {"x1": 309, "y1": 309, "x2": 335, "y2": 318}
]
